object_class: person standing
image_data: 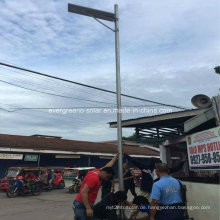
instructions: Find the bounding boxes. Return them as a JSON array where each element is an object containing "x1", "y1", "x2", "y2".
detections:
[
  {"x1": 124, "y1": 153, "x2": 187, "y2": 219},
  {"x1": 73, "y1": 153, "x2": 119, "y2": 220},
  {"x1": 150, "y1": 163, "x2": 185, "y2": 220},
  {"x1": 124, "y1": 153, "x2": 187, "y2": 201},
  {"x1": 101, "y1": 176, "x2": 115, "y2": 199},
  {"x1": 48, "y1": 169, "x2": 56, "y2": 189},
  {"x1": 40, "y1": 170, "x2": 48, "y2": 184},
  {"x1": 123, "y1": 163, "x2": 137, "y2": 198}
]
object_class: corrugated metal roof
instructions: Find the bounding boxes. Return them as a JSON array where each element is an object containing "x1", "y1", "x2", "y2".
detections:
[
  {"x1": 110, "y1": 109, "x2": 197, "y2": 123},
  {"x1": 0, "y1": 134, "x2": 159, "y2": 157},
  {"x1": 109, "y1": 109, "x2": 203, "y2": 128}
]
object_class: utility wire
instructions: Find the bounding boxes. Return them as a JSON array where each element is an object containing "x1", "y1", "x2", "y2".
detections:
[
  {"x1": 0, "y1": 69, "x2": 140, "y2": 107},
  {"x1": 0, "y1": 107, "x2": 108, "y2": 127},
  {"x1": 0, "y1": 108, "x2": 11, "y2": 112},
  {"x1": 0, "y1": 104, "x2": 163, "y2": 112},
  {"x1": 0, "y1": 66, "x2": 119, "y2": 104},
  {"x1": 0, "y1": 72, "x2": 165, "y2": 109},
  {"x1": 0, "y1": 62, "x2": 189, "y2": 110},
  {"x1": 0, "y1": 79, "x2": 116, "y2": 105},
  {"x1": 0, "y1": 74, "x2": 117, "y2": 107},
  {"x1": 0, "y1": 76, "x2": 165, "y2": 108}
]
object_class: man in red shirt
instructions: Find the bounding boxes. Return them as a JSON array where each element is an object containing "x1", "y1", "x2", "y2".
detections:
[{"x1": 73, "y1": 153, "x2": 119, "y2": 220}]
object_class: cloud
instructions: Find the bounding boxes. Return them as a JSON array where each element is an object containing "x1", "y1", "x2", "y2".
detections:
[{"x1": 0, "y1": 0, "x2": 219, "y2": 141}]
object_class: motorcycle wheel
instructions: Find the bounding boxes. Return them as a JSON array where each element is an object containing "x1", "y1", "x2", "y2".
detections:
[
  {"x1": 7, "y1": 187, "x2": 19, "y2": 198},
  {"x1": 59, "y1": 181, "x2": 65, "y2": 189},
  {"x1": 68, "y1": 186, "x2": 75, "y2": 194},
  {"x1": 46, "y1": 186, "x2": 53, "y2": 191},
  {"x1": 32, "y1": 185, "x2": 42, "y2": 196}
]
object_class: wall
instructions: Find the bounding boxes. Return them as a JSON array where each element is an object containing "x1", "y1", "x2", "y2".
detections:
[{"x1": 184, "y1": 181, "x2": 220, "y2": 220}]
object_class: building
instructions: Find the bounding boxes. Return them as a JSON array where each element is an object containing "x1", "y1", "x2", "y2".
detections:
[
  {"x1": 0, "y1": 134, "x2": 159, "y2": 177},
  {"x1": 109, "y1": 95, "x2": 220, "y2": 220},
  {"x1": 109, "y1": 109, "x2": 204, "y2": 144}
]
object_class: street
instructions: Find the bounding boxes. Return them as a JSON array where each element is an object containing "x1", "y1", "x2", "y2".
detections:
[
  {"x1": 0, "y1": 184, "x2": 142, "y2": 220},
  {"x1": 0, "y1": 188, "x2": 74, "y2": 220}
]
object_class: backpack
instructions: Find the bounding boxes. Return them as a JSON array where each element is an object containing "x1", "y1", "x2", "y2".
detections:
[
  {"x1": 177, "y1": 179, "x2": 187, "y2": 204},
  {"x1": 177, "y1": 180, "x2": 194, "y2": 220}
]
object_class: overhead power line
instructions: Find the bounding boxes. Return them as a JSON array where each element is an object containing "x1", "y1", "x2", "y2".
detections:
[
  {"x1": 0, "y1": 107, "x2": 108, "y2": 128},
  {"x1": 0, "y1": 104, "x2": 164, "y2": 112},
  {"x1": 0, "y1": 66, "x2": 120, "y2": 104},
  {"x1": 0, "y1": 79, "x2": 116, "y2": 105},
  {"x1": 0, "y1": 62, "x2": 188, "y2": 110}
]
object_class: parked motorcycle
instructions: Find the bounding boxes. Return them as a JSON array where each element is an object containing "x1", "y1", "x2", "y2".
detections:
[
  {"x1": 62, "y1": 167, "x2": 95, "y2": 194},
  {"x1": 53, "y1": 173, "x2": 65, "y2": 189},
  {"x1": 68, "y1": 178, "x2": 81, "y2": 194},
  {"x1": 7, "y1": 179, "x2": 41, "y2": 198},
  {"x1": 40, "y1": 172, "x2": 65, "y2": 191}
]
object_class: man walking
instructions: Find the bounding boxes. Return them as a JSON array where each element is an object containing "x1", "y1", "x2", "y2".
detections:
[
  {"x1": 73, "y1": 153, "x2": 119, "y2": 220},
  {"x1": 150, "y1": 163, "x2": 185, "y2": 220}
]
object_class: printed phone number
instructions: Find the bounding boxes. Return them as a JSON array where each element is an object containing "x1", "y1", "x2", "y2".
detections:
[{"x1": 190, "y1": 152, "x2": 220, "y2": 165}]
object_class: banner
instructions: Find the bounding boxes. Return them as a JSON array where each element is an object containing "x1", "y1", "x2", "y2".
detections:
[
  {"x1": 0, "y1": 154, "x2": 23, "y2": 160},
  {"x1": 186, "y1": 127, "x2": 220, "y2": 170}
]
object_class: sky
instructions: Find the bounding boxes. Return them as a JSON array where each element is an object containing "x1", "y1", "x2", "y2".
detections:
[{"x1": 0, "y1": 0, "x2": 219, "y2": 142}]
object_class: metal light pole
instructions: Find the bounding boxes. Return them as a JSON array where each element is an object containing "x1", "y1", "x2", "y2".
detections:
[
  {"x1": 114, "y1": 5, "x2": 124, "y2": 190},
  {"x1": 68, "y1": 4, "x2": 124, "y2": 190}
]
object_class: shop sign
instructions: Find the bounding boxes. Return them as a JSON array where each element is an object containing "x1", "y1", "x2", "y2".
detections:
[
  {"x1": 186, "y1": 126, "x2": 220, "y2": 170},
  {"x1": 0, "y1": 154, "x2": 23, "y2": 160}
]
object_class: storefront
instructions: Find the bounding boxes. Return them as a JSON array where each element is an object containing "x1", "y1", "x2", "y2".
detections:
[
  {"x1": 161, "y1": 101, "x2": 220, "y2": 220},
  {"x1": 110, "y1": 95, "x2": 220, "y2": 220}
]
